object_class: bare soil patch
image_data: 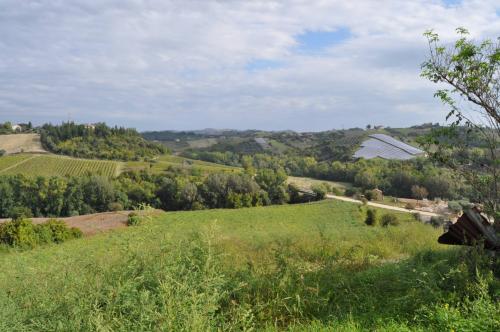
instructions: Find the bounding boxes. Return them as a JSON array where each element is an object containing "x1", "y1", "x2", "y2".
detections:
[
  {"x1": 0, "y1": 134, "x2": 46, "y2": 154},
  {"x1": 0, "y1": 210, "x2": 164, "y2": 236}
]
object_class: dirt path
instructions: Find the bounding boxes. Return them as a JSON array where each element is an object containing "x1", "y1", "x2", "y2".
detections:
[
  {"x1": 326, "y1": 194, "x2": 439, "y2": 218},
  {"x1": 0, "y1": 155, "x2": 39, "y2": 174}
]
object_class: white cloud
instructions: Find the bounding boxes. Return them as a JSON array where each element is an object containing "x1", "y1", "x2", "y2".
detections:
[{"x1": 0, "y1": 0, "x2": 498, "y2": 130}]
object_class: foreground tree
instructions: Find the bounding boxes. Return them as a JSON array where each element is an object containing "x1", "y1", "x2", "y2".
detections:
[{"x1": 421, "y1": 28, "x2": 499, "y2": 226}]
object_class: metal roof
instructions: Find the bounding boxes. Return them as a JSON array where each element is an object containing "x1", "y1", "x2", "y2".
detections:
[
  {"x1": 369, "y1": 134, "x2": 424, "y2": 155},
  {"x1": 353, "y1": 134, "x2": 424, "y2": 160}
]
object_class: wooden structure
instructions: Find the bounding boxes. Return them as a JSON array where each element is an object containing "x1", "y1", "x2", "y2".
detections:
[{"x1": 438, "y1": 207, "x2": 500, "y2": 251}]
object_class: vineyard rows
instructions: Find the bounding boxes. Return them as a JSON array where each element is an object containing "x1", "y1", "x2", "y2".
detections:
[{"x1": 0, "y1": 154, "x2": 119, "y2": 177}]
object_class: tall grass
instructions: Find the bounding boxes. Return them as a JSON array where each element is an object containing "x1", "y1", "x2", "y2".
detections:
[{"x1": 0, "y1": 200, "x2": 498, "y2": 331}]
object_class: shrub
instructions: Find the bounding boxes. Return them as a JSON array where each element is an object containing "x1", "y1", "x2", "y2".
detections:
[
  {"x1": 0, "y1": 218, "x2": 38, "y2": 248},
  {"x1": 330, "y1": 186, "x2": 342, "y2": 196},
  {"x1": 70, "y1": 227, "x2": 83, "y2": 239},
  {"x1": 381, "y1": 213, "x2": 400, "y2": 227},
  {"x1": 311, "y1": 184, "x2": 327, "y2": 200},
  {"x1": 365, "y1": 209, "x2": 378, "y2": 226},
  {"x1": 429, "y1": 216, "x2": 446, "y2": 228},
  {"x1": 457, "y1": 199, "x2": 474, "y2": 210},
  {"x1": 405, "y1": 202, "x2": 416, "y2": 210},
  {"x1": 364, "y1": 189, "x2": 383, "y2": 201},
  {"x1": 8, "y1": 206, "x2": 33, "y2": 220},
  {"x1": 108, "y1": 202, "x2": 124, "y2": 212},
  {"x1": 364, "y1": 190, "x2": 374, "y2": 201},
  {"x1": 345, "y1": 187, "x2": 361, "y2": 197},
  {"x1": 45, "y1": 219, "x2": 80, "y2": 243},
  {"x1": 127, "y1": 212, "x2": 141, "y2": 226},
  {"x1": 447, "y1": 201, "x2": 462, "y2": 214},
  {"x1": 0, "y1": 218, "x2": 82, "y2": 248}
]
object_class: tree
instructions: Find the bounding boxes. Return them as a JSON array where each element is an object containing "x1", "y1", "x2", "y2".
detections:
[
  {"x1": 255, "y1": 168, "x2": 289, "y2": 204},
  {"x1": 421, "y1": 28, "x2": 500, "y2": 224},
  {"x1": 411, "y1": 185, "x2": 428, "y2": 202}
]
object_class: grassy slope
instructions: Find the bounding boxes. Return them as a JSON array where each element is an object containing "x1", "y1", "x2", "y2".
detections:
[
  {"x1": 2, "y1": 200, "x2": 493, "y2": 331},
  {"x1": 124, "y1": 154, "x2": 241, "y2": 175}
]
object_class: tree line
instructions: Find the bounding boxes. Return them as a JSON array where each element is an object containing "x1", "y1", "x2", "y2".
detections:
[
  {"x1": 40, "y1": 122, "x2": 167, "y2": 161},
  {"x1": 0, "y1": 168, "x2": 322, "y2": 219},
  {"x1": 182, "y1": 151, "x2": 472, "y2": 201}
]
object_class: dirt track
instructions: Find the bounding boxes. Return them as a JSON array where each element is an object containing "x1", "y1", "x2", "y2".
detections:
[{"x1": 326, "y1": 194, "x2": 439, "y2": 218}]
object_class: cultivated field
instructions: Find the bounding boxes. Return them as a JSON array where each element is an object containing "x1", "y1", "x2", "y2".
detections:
[
  {"x1": 288, "y1": 175, "x2": 352, "y2": 192},
  {"x1": 1, "y1": 200, "x2": 488, "y2": 331},
  {"x1": 0, "y1": 134, "x2": 46, "y2": 154},
  {"x1": 187, "y1": 138, "x2": 218, "y2": 149},
  {"x1": 0, "y1": 154, "x2": 120, "y2": 177},
  {"x1": 125, "y1": 154, "x2": 241, "y2": 174}
]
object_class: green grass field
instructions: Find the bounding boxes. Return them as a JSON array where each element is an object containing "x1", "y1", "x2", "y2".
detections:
[
  {"x1": 0, "y1": 154, "x2": 119, "y2": 177},
  {"x1": 288, "y1": 176, "x2": 352, "y2": 192},
  {"x1": 125, "y1": 154, "x2": 241, "y2": 175},
  {"x1": 1, "y1": 200, "x2": 497, "y2": 331},
  {"x1": 0, "y1": 154, "x2": 34, "y2": 172}
]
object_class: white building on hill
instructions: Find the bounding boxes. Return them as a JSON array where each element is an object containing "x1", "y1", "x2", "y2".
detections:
[
  {"x1": 11, "y1": 124, "x2": 22, "y2": 132},
  {"x1": 354, "y1": 134, "x2": 425, "y2": 160}
]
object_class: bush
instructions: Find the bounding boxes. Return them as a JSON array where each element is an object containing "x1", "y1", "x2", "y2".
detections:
[
  {"x1": 8, "y1": 206, "x2": 33, "y2": 220},
  {"x1": 345, "y1": 187, "x2": 361, "y2": 197},
  {"x1": 108, "y1": 202, "x2": 124, "y2": 212},
  {"x1": 429, "y1": 216, "x2": 446, "y2": 228},
  {"x1": 0, "y1": 218, "x2": 39, "y2": 248},
  {"x1": 0, "y1": 218, "x2": 81, "y2": 248},
  {"x1": 365, "y1": 209, "x2": 378, "y2": 226},
  {"x1": 448, "y1": 201, "x2": 462, "y2": 214},
  {"x1": 127, "y1": 212, "x2": 141, "y2": 226},
  {"x1": 311, "y1": 184, "x2": 327, "y2": 200},
  {"x1": 405, "y1": 202, "x2": 416, "y2": 210},
  {"x1": 44, "y1": 219, "x2": 81, "y2": 243},
  {"x1": 364, "y1": 190, "x2": 374, "y2": 201},
  {"x1": 330, "y1": 186, "x2": 342, "y2": 196},
  {"x1": 381, "y1": 213, "x2": 400, "y2": 227}
]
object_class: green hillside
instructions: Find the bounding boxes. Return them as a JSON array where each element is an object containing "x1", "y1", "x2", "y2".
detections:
[
  {"x1": 124, "y1": 154, "x2": 241, "y2": 175},
  {"x1": 0, "y1": 200, "x2": 497, "y2": 331}
]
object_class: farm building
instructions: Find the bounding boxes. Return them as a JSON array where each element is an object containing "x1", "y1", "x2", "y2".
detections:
[
  {"x1": 354, "y1": 134, "x2": 425, "y2": 160},
  {"x1": 11, "y1": 124, "x2": 22, "y2": 132}
]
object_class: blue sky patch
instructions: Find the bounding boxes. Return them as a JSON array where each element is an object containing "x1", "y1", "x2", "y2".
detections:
[
  {"x1": 442, "y1": 0, "x2": 462, "y2": 6},
  {"x1": 295, "y1": 28, "x2": 351, "y2": 54},
  {"x1": 245, "y1": 59, "x2": 284, "y2": 71}
]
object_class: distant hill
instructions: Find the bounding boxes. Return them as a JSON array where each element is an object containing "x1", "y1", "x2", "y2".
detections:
[{"x1": 142, "y1": 123, "x2": 439, "y2": 162}]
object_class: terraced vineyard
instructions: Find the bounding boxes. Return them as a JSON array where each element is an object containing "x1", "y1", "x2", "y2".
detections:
[{"x1": 0, "y1": 154, "x2": 119, "y2": 177}]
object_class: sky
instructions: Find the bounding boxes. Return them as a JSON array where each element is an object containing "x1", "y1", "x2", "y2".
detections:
[{"x1": 0, "y1": 0, "x2": 499, "y2": 131}]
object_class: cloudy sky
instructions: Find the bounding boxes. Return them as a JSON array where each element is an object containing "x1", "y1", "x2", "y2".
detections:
[{"x1": 0, "y1": 0, "x2": 499, "y2": 131}]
